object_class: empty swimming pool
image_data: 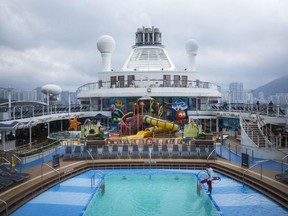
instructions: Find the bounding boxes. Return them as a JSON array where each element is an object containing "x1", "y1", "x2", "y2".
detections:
[{"x1": 11, "y1": 169, "x2": 288, "y2": 216}]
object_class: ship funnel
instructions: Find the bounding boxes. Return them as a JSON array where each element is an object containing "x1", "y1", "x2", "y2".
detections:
[
  {"x1": 97, "y1": 35, "x2": 116, "y2": 72},
  {"x1": 185, "y1": 39, "x2": 199, "y2": 71}
]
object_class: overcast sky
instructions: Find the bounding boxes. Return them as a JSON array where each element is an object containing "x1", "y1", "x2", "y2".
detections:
[{"x1": 1, "y1": 0, "x2": 288, "y2": 92}]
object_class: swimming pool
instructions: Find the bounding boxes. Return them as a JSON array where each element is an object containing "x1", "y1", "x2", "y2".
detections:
[{"x1": 11, "y1": 169, "x2": 288, "y2": 216}]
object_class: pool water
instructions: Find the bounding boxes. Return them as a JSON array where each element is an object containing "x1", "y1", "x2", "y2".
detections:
[
  {"x1": 84, "y1": 173, "x2": 219, "y2": 216},
  {"x1": 11, "y1": 169, "x2": 288, "y2": 216}
]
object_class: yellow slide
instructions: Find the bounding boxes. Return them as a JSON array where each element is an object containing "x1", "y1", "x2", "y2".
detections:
[
  {"x1": 124, "y1": 129, "x2": 153, "y2": 139},
  {"x1": 143, "y1": 115, "x2": 179, "y2": 131}
]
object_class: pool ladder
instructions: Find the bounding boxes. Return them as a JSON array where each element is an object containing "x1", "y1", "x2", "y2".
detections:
[
  {"x1": 91, "y1": 170, "x2": 105, "y2": 188},
  {"x1": 196, "y1": 171, "x2": 207, "y2": 196}
]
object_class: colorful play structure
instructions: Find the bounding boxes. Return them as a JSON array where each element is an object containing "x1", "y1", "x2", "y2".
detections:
[{"x1": 65, "y1": 97, "x2": 211, "y2": 142}]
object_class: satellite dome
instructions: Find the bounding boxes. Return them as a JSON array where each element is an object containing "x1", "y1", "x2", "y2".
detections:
[
  {"x1": 185, "y1": 39, "x2": 199, "y2": 53},
  {"x1": 97, "y1": 35, "x2": 116, "y2": 53},
  {"x1": 41, "y1": 84, "x2": 62, "y2": 96}
]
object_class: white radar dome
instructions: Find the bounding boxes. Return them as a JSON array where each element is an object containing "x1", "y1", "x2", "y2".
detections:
[
  {"x1": 41, "y1": 84, "x2": 62, "y2": 96},
  {"x1": 97, "y1": 35, "x2": 116, "y2": 53},
  {"x1": 185, "y1": 39, "x2": 199, "y2": 53}
]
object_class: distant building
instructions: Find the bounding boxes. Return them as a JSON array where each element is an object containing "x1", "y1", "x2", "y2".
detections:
[
  {"x1": 0, "y1": 88, "x2": 37, "y2": 101},
  {"x1": 229, "y1": 82, "x2": 244, "y2": 103}
]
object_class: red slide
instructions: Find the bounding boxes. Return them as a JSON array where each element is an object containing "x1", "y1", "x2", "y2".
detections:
[{"x1": 200, "y1": 176, "x2": 221, "y2": 184}]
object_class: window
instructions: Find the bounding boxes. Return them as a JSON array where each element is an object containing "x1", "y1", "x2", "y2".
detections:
[
  {"x1": 110, "y1": 76, "x2": 117, "y2": 88},
  {"x1": 163, "y1": 75, "x2": 171, "y2": 87},
  {"x1": 128, "y1": 75, "x2": 135, "y2": 87},
  {"x1": 118, "y1": 76, "x2": 125, "y2": 88},
  {"x1": 181, "y1": 76, "x2": 188, "y2": 87},
  {"x1": 174, "y1": 75, "x2": 180, "y2": 87}
]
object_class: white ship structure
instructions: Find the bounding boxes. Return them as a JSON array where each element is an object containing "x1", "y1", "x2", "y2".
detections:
[{"x1": 0, "y1": 26, "x2": 287, "y2": 162}]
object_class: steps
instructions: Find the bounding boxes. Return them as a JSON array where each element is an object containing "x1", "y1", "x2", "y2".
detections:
[{"x1": 243, "y1": 122, "x2": 266, "y2": 147}]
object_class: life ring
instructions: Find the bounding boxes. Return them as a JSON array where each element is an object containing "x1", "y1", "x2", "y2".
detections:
[{"x1": 146, "y1": 138, "x2": 153, "y2": 147}]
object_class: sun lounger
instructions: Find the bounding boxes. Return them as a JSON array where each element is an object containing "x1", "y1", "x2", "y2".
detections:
[
  {"x1": 102, "y1": 145, "x2": 111, "y2": 159},
  {"x1": 90, "y1": 146, "x2": 99, "y2": 159},
  {"x1": 111, "y1": 144, "x2": 119, "y2": 158},
  {"x1": 161, "y1": 144, "x2": 169, "y2": 158},
  {"x1": 72, "y1": 145, "x2": 82, "y2": 159},
  {"x1": 0, "y1": 176, "x2": 14, "y2": 187},
  {"x1": 63, "y1": 146, "x2": 72, "y2": 160},
  {"x1": 81, "y1": 146, "x2": 89, "y2": 159},
  {"x1": 131, "y1": 145, "x2": 140, "y2": 158},
  {"x1": 0, "y1": 164, "x2": 30, "y2": 179},
  {"x1": 275, "y1": 169, "x2": 288, "y2": 183},
  {"x1": 189, "y1": 144, "x2": 198, "y2": 158},
  {"x1": 121, "y1": 144, "x2": 130, "y2": 158},
  {"x1": 151, "y1": 144, "x2": 160, "y2": 158},
  {"x1": 199, "y1": 145, "x2": 208, "y2": 159},
  {"x1": 142, "y1": 145, "x2": 150, "y2": 158},
  {"x1": 0, "y1": 172, "x2": 25, "y2": 182},
  {"x1": 171, "y1": 145, "x2": 180, "y2": 158},
  {"x1": 181, "y1": 144, "x2": 190, "y2": 158}
]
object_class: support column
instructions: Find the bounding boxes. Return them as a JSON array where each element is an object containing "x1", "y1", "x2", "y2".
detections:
[
  {"x1": 1, "y1": 131, "x2": 6, "y2": 151},
  {"x1": 68, "y1": 91, "x2": 71, "y2": 114}
]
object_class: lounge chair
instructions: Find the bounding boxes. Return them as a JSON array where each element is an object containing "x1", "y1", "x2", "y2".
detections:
[
  {"x1": 111, "y1": 145, "x2": 119, "y2": 158},
  {"x1": 72, "y1": 145, "x2": 82, "y2": 159},
  {"x1": 0, "y1": 172, "x2": 25, "y2": 182},
  {"x1": 181, "y1": 144, "x2": 190, "y2": 158},
  {"x1": 131, "y1": 145, "x2": 140, "y2": 158},
  {"x1": 81, "y1": 146, "x2": 89, "y2": 160},
  {"x1": 151, "y1": 144, "x2": 160, "y2": 158},
  {"x1": 102, "y1": 145, "x2": 111, "y2": 159},
  {"x1": 172, "y1": 145, "x2": 180, "y2": 158},
  {"x1": 0, "y1": 176, "x2": 14, "y2": 187},
  {"x1": 275, "y1": 169, "x2": 288, "y2": 183},
  {"x1": 63, "y1": 146, "x2": 72, "y2": 160},
  {"x1": 199, "y1": 145, "x2": 208, "y2": 159},
  {"x1": 161, "y1": 144, "x2": 169, "y2": 158},
  {"x1": 121, "y1": 144, "x2": 130, "y2": 158},
  {"x1": 0, "y1": 164, "x2": 30, "y2": 179},
  {"x1": 142, "y1": 145, "x2": 150, "y2": 158},
  {"x1": 90, "y1": 146, "x2": 99, "y2": 159},
  {"x1": 189, "y1": 144, "x2": 198, "y2": 158},
  {"x1": 207, "y1": 145, "x2": 216, "y2": 159}
]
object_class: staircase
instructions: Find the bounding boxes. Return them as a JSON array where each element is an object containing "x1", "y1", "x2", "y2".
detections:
[{"x1": 243, "y1": 122, "x2": 266, "y2": 148}]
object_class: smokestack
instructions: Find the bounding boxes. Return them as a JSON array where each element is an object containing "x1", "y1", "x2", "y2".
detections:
[{"x1": 97, "y1": 35, "x2": 116, "y2": 72}]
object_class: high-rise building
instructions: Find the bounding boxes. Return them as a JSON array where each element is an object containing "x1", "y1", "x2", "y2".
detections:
[{"x1": 229, "y1": 82, "x2": 244, "y2": 103}]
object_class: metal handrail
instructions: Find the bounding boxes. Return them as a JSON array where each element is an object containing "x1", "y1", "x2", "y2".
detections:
[
  {"x1": 206, "y1": 148, "x2": 216, "y2": 162},
  {"x1": 86, "y1": 150, "x2": 94, "y2": 160},
  {"x1": 281, "y1": 154, "x2": 288, "y2": 173},
  {"x1": 242, "y1": 159, "x2": 269, "y2": 185},
  {"x1": 0, "y1": 157, "x2": 10, "y2": 164},
  {"x1": 0, "y1": 199, "x2": 8, "y2": 215},
  {"x1": 41, "y1": 163, "x2": 61, "y2": 183},
  {"x1": 91, "y1": 171, "x2": 105, "y2": 188}
]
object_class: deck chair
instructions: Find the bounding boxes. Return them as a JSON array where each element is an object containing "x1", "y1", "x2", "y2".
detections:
[
  {"x1": 63, "y1": 145, "x2": 72, "y2": 160},
  {"x1": 81, "y1": 146, "x2": 89, "y2": 160},
  {"x1": 151, "y1": 144, "x2": 160, "y2": 158},
  {"x1": 275, "y1": 169, "x2": 288, "y2": 183},
  {"x1": 161, "y1": 144, "x2": 169, "y2": 158},
  {"x1": 0, "y1": 172, "x2": 25, "y2": 182},
  {"x1": 142, "y1": 145, "x2": 150, "y2": 158},
  {"x1": 171, "y1": 145, "x2": 180, "y2": 158},
  {"x1": 181, "y1": 144, "x2": 190, "y2": 158},
  {"x1": 90, "y1": 146, "x2": 99, "y2": 159},
  {"x1": 189, "y1": 144, "x2": 198, "y2": 158},
  {"x1": 111, "y1": 144, "x2": 119, "y2": 158},
  {"x1": 0, "y1": 164, "x2": 30, "y2": 179},
  {"x1": 131, "y1": 145, "x2": 140, "y2": 158},
  {"x1": 121, "y1": 144, "x2": 130, "y2": 158},
  {"x1": 199, "y1": 145, "x2": 208, "y2": 159},
  {"x1": 102, "y1": 145, "x2": 111, "y2": 159},
  {"x1": 0, "y1": 176, "x2": 14, "y2": 187},
  {"x1": 72, "y1": 145, "x2": 82, "y2": 159},
  {"x1": 207, "y1": 145, "x2": 216, "y2": 159}
]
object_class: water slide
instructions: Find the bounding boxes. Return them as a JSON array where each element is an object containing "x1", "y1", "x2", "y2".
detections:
[
  {"x1": 124, "y1": 115, "x2": 179, "y2": 139},
  {"x1": 143, "y1": 115, "x2": 179, "y2": 131}
]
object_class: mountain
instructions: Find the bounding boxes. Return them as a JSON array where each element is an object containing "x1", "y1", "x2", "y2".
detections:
[{"x1": 253, "y1": 75, "x2": 288, "y2": 98}]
